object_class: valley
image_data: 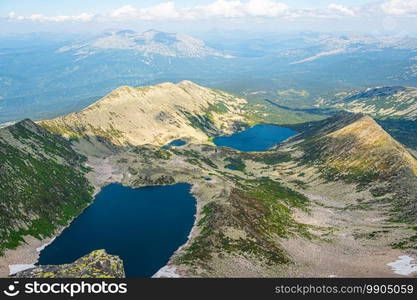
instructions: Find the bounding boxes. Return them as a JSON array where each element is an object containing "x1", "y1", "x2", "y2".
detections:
[
  {"x1": 1, "y1": 81, "x2": 416, "y2": 278},
  {"x1": 3, "y1": 30, "x2": 417, "y2": 125}
]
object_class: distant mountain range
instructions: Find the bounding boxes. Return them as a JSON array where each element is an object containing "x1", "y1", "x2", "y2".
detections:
[
  {"x1": 316, "y1": 86, "x2": 417, "y2": 120},
  {"x1": 58, "y1": 29, "x2": 231, "y2": 60},
  {"x1": 281, "y1": 34, "x2": 417, "y2": 64},
  {"x1": 2, "y1": 30, "x2": 417, "y2": 125}
]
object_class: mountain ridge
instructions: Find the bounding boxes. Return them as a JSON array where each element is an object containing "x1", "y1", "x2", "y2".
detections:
[
  {"x1": 2, "y1": 82, "x2": 417, "y2": 277},
  {"x1": 40, "y1": 81, "x2": 248, "y2": 147},
  {"x1": 316, "y1": 86, "x2": 417, "y2": 120},
  {"x1": 0, "y1": 119, "x2": 93, "y2": 257},
  {"x1": 286, "y1": 113, "x2": 417, "y2": 221},
  {"x1": 59, "y1": 29, "x2": 231, "y2": 59}
]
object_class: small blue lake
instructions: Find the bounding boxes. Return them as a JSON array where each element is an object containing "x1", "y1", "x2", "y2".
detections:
[
  {"x1": 225, "y1": 164, "x2": 238, "y2": 170},
  {"x1": 37, "y1": 183, "x2": 196, "y2": 278},
  {"x1": 161, "y1": 139, "x2": 187, "y2": 150},
  {"x1": 213, "y1": 124, "x2": 296, "y2": 152}
]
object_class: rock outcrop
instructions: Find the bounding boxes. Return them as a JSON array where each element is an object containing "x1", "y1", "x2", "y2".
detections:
[{"x1": 13, "y1": 250, "x2": 125, "y2": 278}]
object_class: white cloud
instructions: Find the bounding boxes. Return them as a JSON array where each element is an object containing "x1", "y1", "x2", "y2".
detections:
[
  {"x1": 6, "y1": 1, "x2": 289, "y2": 23},
  {"x1": 110, "y1": 5, "x2": 138, "y2": 19},
  {"x1": 108, "y1": 2, "x2": 181, "y2": 20},
  {"x1": 244, "y1": 0, "x2": 288, "y2": 17},
  {"x1": 8, "y1": 11, "x2": 94, "y2": 22},
  {"x1": 381, "y1": 0, "x2": 417, "y2": 15},
  {"x1": 328, "y1": 4, "x2": 356, "y2": 16},
  {"x1": 141, "y1": 2, "x2": 180, "y2": 20},
  {"x1": 195, "y1": 0, "x2": 288, "y2": 18},
  {"x1": 10, "y1": 0, "x2": 414, "y2": 23},
  {"x1": 198, "y1": 0, "x2": 244, "y2": 18}
]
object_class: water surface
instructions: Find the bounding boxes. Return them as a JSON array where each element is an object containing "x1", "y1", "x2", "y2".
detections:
[
  {"x1": 37, "y1": 183, "x2": 196, "y2": 278},
  {"x1": 213, "y1": 124, "x2": 296, "y2": 152},
  {"x1": 161, "y1": 139, "x2": 187, "y2": 150}
]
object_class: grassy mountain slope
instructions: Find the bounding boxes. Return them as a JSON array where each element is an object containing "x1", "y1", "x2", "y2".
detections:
[
  {"x1": 0, "y1": 120, "x2": 93, "y2": 254},
  {"x1": 317, "y1": 86, "x2": 417, "y2": 120},
  {"x1": 288, "y1": 113, "x2": 417, "y2": 220},
  {"x1": 378, "y1": 118, "x2": 417, "y2": 151},
  {"x1": 40, "y1": 81, "x2": 248, "y2": 146},
  {"x1": 2, "y1": 79, "x2": 416, "y2": 277},
  {"x1": 302, "y1": 116, "x2": 417, "y2": 178}
]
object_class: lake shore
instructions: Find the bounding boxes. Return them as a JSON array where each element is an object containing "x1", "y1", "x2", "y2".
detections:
[
  {"x1": 0, "y1": 236, "x2": 52, "y2": 277},
  {"x1": 0, "y1": 157, "x2": 119, "y2": 278},
  {"x1": 0, "y1": 197, "x2": 98, "y2": 277}
]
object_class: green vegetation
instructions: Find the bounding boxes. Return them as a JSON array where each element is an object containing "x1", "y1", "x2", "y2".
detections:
[
  {"x1": 294, "y1": 113, "x2": 417, "y2": 221},
  {"x1": 207, "y1": 102, "x2": 229, "y2": 114},
  {"x1": 390, "y1": 233, "x2": 417, "y2": 249},
  {"x1": 39, "y1": 122, "x2": 83, "y2": 141},
  {"x1": 239, "y1": 178, "x2": 310, "y2": 238},
  {"x1": 131, "y1": 146, "x2": 172, "y2": 162},
  {"x1": 243, "y1": 99, "x2": 325, "y2": 126},
  {"x1": 0, "y1": 120, "x2": 93, "y2": 254},
  {"x1": 172, "y1": 149, "x2": 218, "y2": 169},
  {"x1": 321, "y1": 86, "x2": 417, "y2": 120},
  {"x1": 14, "y1": 249, "x2": 125, "y2": 278},
  {"x1": 353, "y1": 230, "x2": 389, "y2": 240},
  {"x1": 181, "y1": 110, "x2": 216, "y2": 134},
  {"x1": 176, "y1": 177, "x2": 311, "y2": 266},
  {"x1": 242, "y1": 151, "x2": 292, "y2": 165},
  {"x1": 224, "y1": 157, "x2": 246, "y2": 171},
  {"x1": 378, "y1": 119, "x2": 417, "y2": 151},
  {"x1": 298, "y1": 133, "x2": 380, "y2": 189},
  {"x1": 88, "y1": 124, "x2": 125, "y2": 144}
]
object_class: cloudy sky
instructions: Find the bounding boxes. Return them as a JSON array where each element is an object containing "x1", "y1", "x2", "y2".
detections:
[{"x1": 1, "y1": 0, "x2": 417, "y2": 35}]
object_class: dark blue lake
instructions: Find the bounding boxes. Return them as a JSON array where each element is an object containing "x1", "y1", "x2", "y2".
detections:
[
  {"x1": 213, "y1": 124, "x2": 296, "y2": 152},
  {"x1": 37, "y1": 183, "x2": 196, "y2": 278},
  {"x1": 161, "y1": 139, "x2": 187, "y2": 150},
  {"x1": 225, "y1": 164, "x2": 238, "y2": 170}
]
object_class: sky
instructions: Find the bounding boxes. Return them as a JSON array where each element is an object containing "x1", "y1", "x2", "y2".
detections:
[{"x1": 1, "y1": 0, "x2": 417, "y2": 35}]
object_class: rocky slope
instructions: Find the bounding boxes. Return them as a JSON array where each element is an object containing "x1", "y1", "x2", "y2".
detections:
[
  {"x1": 13, "y1": 250, "x2": 125, "y2": 278},
  {"x1": 40, "y1": 81, "x2": 247, "y2": 147},
  {"x1": 297, "y1": 115, "x2": 417, "y2": 179},
  {"x1": 0, "y1": 120, "x2": 93, "y2": 255},
  {"x1": 316, "y1": 86, "x2": 417, "y2": 120},
  {"x1": 288, "y1": 34, "x2": 417, "y2": 64},
  {"x1": 2, "y1": 81, "x2": 417, "y2": 278},
  {"x1": 287, "y1": 113, "x2": 417, "y2": 221},
  {"x1": 140, "y1": 112, "x2": 417, "y2": 277}
]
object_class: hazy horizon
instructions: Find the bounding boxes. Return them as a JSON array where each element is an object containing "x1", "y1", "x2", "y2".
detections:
[{"x1": 1, "y1": 0, "x2": 417, "y2": 36}]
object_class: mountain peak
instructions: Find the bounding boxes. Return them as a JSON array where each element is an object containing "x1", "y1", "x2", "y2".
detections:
[
  {"x1": 17, "y1": 118, "x2": 36, "y2": 126},
  {"x1": 177, "y1": 80, "x2": 201, "y2": 88},
  {"x1": 142, "y1": 29, "x2": 163, "y2": 36},
  {"x1": 60, "y1": 29, "x2": 228, "y2": 59},
  {"x1": 306, "y1": 115, "x2": 417, "y2": 179},
  {"x1": 114, "y1": 29, "x2": 137, "y2": 36},
  {"x1": 328, "y1": 115, "x2": 386, "y2": 144},
  {"x1": 40, "y1": 81, "x2": 247, "y2": 146}
]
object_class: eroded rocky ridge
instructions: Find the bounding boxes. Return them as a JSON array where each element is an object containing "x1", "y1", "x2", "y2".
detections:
[{"x1": 13, "y1": 250, "x2": 125, "y2": 278}]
